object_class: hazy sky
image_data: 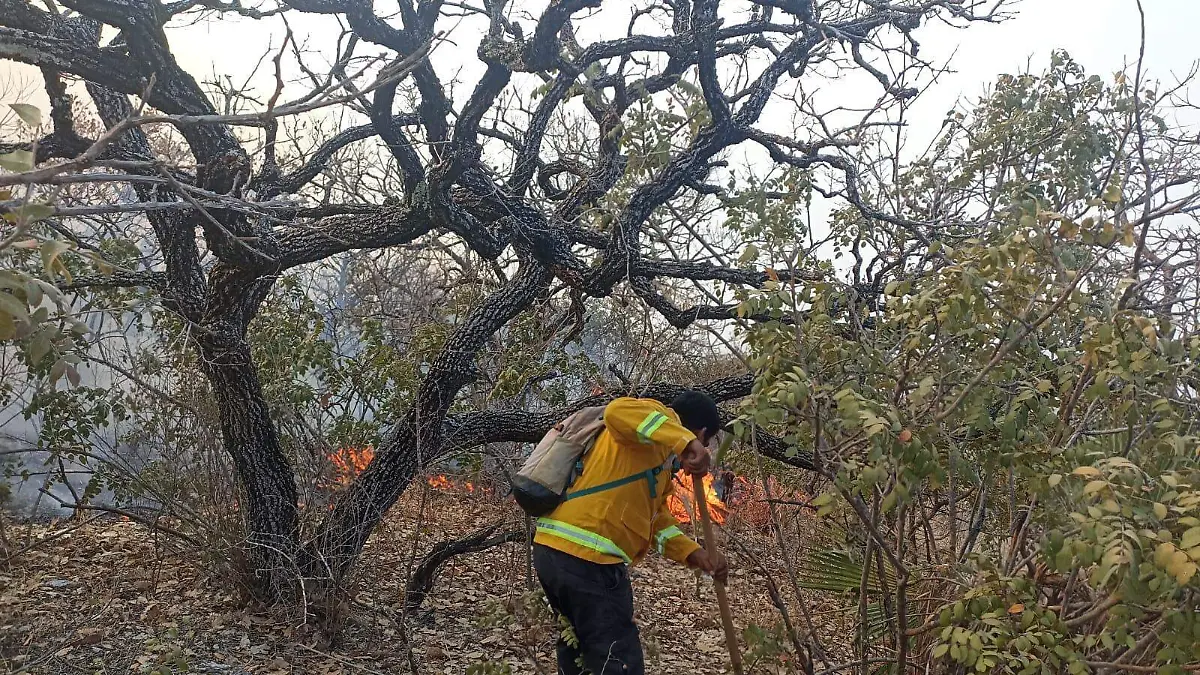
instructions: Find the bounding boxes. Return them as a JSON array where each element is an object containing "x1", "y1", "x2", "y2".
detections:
[
  {"x1": 907, "y1": 0, "x2": 1199, "y2": 138},
  {"x1": 4, "y1": 0, "x2": 1197, "y2": 146}
]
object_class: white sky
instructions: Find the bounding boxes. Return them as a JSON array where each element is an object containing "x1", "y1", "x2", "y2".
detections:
[
  {"x1": 4, "y1": 0, "x2": 1197, "y2": 153},
  {"x1": 908, "y1": 0, "x2": 1199, "y2": 139}
]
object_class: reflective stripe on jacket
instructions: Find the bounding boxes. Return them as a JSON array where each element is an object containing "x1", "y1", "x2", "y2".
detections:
[{"x1": 533, "y1": 397, "x2": 702, "y2": 567}]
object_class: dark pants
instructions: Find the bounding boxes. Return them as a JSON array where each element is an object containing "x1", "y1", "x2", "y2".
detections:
[{"x1": 533, "y1": 544, "x2": 644, "y2": 675}]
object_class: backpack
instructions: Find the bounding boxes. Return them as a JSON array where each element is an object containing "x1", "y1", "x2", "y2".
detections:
[{"x1": 513, "y1": 406, "x2": 672, "y2": 516}]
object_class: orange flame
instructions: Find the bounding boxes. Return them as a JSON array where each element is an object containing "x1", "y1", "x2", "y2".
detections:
[
  {"x1": 325, "y1": 449, "x2": 480, "y2": 495},
  {"x1": 425, "y1": 475, "x2": 482, "y2": 493},
  {"x1": 329, "y1": 446, "x2": 375, "y2": 484},
  {"x1": 667, "y1": 473, "x2": 728, "y2": 526}
]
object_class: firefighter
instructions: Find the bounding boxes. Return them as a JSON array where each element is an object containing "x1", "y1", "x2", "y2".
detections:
[{"x1": 532, "y1": 390, "x2": 729, "y2": 674}]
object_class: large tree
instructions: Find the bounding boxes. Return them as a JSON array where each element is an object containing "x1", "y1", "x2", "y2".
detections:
[{"x1": 0, "y1": 0, "x2": 1001, "y2": 604}]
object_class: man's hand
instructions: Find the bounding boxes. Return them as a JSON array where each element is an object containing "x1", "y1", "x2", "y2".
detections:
[
  {"x1": 680, "y1": 438, "x2": 712, "y2": 476},
  {"x1": 686, "y1": 549, "x2": 729, "y2": 583}
]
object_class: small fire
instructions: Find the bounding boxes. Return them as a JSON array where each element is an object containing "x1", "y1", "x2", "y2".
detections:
[
  {"x1": 426, "y1": 475, "x2": 480, "y2": 493},
  {"x1": 668, "y1": 473, "x2": 728, "y2": 526},
  {"x1": 324, "y1": 449, "x2": 480, "y2": 495},
  {"x1": 329, "y1": 446, "x2": 375, "y2": 484}
]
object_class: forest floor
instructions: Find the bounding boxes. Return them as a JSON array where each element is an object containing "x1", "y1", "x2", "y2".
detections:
[{"x1": 1, "y1": 480, "x2": 847, "y2": 674}]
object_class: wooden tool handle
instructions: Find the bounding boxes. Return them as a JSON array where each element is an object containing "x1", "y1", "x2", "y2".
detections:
[{"x1": 693, "y1": 476, "x2": 744, "y2": 675}]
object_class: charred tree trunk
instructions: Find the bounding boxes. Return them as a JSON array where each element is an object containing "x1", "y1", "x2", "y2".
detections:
[
  {"x1": 199, "y1": 333, "x2": 301, "y2": 600},
  {"x1": 193, "y1": 268, "x2": 301, "y2": 601}
]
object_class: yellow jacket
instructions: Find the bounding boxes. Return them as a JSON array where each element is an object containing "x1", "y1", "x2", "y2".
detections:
[{"x1": 533, "y1": 397, "x2": 702, "y2": 567}]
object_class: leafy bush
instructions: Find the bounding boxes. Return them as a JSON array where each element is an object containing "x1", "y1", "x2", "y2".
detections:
[{"x1": 734, "y1": 53, "x2": 1200, "y2": 673}]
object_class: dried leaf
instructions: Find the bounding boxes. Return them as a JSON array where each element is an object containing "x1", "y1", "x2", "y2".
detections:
[
  {"x1": 77, "y1": 627, "x2": 106, "y2": 645},
  {"x1": 40, "y1": 239, "x2": 72, "y2": 279}
]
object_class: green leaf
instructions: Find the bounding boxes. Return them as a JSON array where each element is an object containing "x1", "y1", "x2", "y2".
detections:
[
  {"x1": 0, "y1": 311, "x2": 14, "y2": 340},
  {"x1": 9, "y1": 103, "x2": 42, "y2": 127},
  {"x1": 49, "y1": 358, "x2": 66, "y2": 384},
  {"x1": 25, "y1": 279, "x2": 43, "y2": 308},
  {"x1": 738, "y1": 243, "x2": 759, "y2": 265},
  {"x1": 1102, "y1": 184, "x2": 1122, "y2": 203},
  {"x1": 28, "y1": 331, "x2": 51, "y2": 365},
  {"x1": 0, "y1": 291, "x2": 29, "y2": 323},
  {"x1": 1048, "y1": 474, "x2": 1063, "y2": 487},
  {"x1": 1154, "y1": 502, "x2": 1169, "y2": 519},
  {"x1": 0, "y1": 149, "x2": 34, "y2": 172},
  {"x1": 14, "y1": 203, "x2": 54, "y2": 223}
]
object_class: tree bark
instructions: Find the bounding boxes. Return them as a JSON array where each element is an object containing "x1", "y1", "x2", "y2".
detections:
[{"x1": 199, "y1": 336, "x2": 301, "y2": 600}]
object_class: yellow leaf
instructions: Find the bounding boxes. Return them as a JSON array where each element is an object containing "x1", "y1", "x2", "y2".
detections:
[
  {"x1": 1177, "y1": 562, "x2": 1198, "y2": 585},
  {"x1": 1154, "y1": 502, "x2": 1169, "y2": 519},
  {"x1": 1008, "y1": 603, "x2": 1024, "y2": 614},
  {"x1": 1155, "y1": 542, "x2": 1176, "y2": 567},
  {"x1": 1048, "y1": 474, "x2": 1063, "y2": 487},
  {"x1": 1073, "y1": 466, "x2": 1102, "y2": 478},
  {"x1": 1181, "y1": 527, "x2": 1200, "y2": 550},
  {"x1": 1142, "y1": 323, "x2": 1159, "y2": 349},
  {"x1": 1084, "y1": 480, "x2": 1109, "y2": 495}
]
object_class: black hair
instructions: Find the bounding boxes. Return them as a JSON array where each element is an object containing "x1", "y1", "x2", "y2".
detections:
[{"x1": 670, "y1": 390, "x2": 721, "y2": 442}]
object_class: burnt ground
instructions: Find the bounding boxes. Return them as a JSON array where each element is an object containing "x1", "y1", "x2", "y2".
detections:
[{"x1": 1, "y1": 483, "x2": 849, "y2": 674}]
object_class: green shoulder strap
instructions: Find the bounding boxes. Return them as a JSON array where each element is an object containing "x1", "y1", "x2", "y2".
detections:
[{"x1": 565, "y1": 453, "x2": 678, "y2": 502}]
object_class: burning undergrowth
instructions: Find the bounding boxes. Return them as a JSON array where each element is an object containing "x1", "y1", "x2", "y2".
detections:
[
  {"x1": 325, "y1": 446, "x2": 482, "y2": 494},
  {"x1": 667, "y1": 473, "x2": 730, "y2": 525},
  {"x1": 324, "y1": 446, "x2": 800, "y2": 532}
]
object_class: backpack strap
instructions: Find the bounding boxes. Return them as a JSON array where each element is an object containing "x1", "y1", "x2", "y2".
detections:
[{"x1": 564, "y1": 464, "x2": 665, "y2": 501}]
